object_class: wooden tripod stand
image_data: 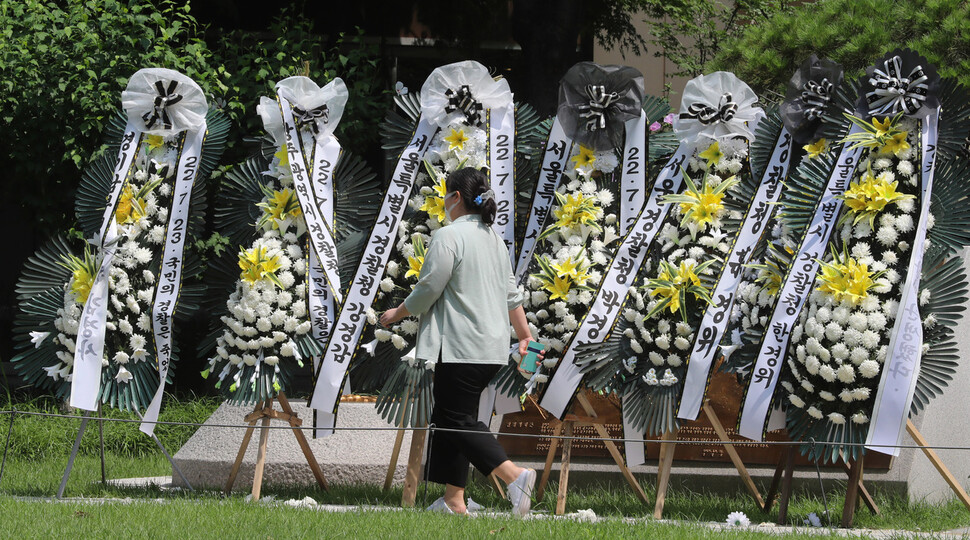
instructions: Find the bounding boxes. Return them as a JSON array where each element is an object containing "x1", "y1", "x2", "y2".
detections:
[{"x1": 223, "y1": 392, "x2": 329, "y2": 500}]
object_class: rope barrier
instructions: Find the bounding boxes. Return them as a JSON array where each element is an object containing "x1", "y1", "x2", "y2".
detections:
[{"x1": 0, "y1": 407, "x2": 967, "y2": 452}]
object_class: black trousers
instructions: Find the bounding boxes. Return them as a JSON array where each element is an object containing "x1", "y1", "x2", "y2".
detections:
[{"x1": 425, "y1": 362, "x2": 510, "y2": 488}]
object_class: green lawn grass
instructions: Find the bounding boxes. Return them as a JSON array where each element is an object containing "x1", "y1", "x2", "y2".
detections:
[{"x1": 0, "y1": 394, "x2": 968, "y2": 537}]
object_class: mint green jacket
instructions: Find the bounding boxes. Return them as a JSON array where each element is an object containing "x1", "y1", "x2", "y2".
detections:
[{"x1": 403, "y1": 214, "x2": 525, "y2": 364}]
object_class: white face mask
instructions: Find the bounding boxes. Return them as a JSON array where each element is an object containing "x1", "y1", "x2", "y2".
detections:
[{"x1": 444, "y1": 191, "x2": 460, "y2": 222}]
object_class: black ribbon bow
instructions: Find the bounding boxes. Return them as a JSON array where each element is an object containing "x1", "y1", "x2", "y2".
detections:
[
  {"x1": 445, "y1": 85, "x2": 484, "y2": 126},
  {"x1": 680, "y1": 93, "x2": 738, "y2": 125},
  {"x1": 556, "y1": 61, "x2": 644, "y2": 151},
  {"x1": 866, "y1": 55, "x2": 930, "y2": 116},
  {"x1": 142, "y1": 79, "x2": 183, "y2": 131},
  {"x1": 292, "y1": 104, "x2": 330, "y2": 134},
  {"x1": 781, "y1": 55, "x2": 844, "y2": 144},
  {"x1": 801, "y1": 78, "x2": 834, "y2": 122},
  {"x1": 578, "y1": 85, "x2": 620, "y2": 132}
]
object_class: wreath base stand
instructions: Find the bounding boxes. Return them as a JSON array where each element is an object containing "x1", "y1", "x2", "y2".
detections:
[
  {"x1": 534, "y1": 391, "x2": 649, "y2": 515},
  {"x1": 765, "y1": 420, "x2": 970, "y2": 528},
  {"x1": 651, "y1": 400, "x2": 766, "y2": 519},
  {"x1": 223, "y1": 393, "x2": 329, "y2": 500},
  {"x1": 56, "y1": 405, "x2": 192, "y2": 498}
]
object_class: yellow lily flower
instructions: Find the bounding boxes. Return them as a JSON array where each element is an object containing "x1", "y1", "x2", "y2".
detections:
[
  {"x1": 444, "y1": 128, "x2": 469, "y2": 151},
  {"x1": 420, "y1": 176, "x2": 448, "y2": 223},
  {"x1": 880, "y1": 132, "x2": 910, "y2": 156},
  {"x1": 238, "y1": 246, "x2": 283, "y2": 287},
  {"x1": 571, "y1": 145, "x2": 596, "y2": 169},
  {"x1": 838, "y1": 164, "x2": 914, "y2": 227},
  {"x1": 803, "y1": 138, "x2": 828, "y2": 159},
  {"x1": 544, "y1": 274, "x2": 574, "y2": 301},
  {"x1": 698, "y1": 141, "x2": 723, "y2": 167},
  {"x1": 115, "y1": 184, "x2": 146, "y2": 225},
  {"x1": 145, "y1": 134, "x2": 166, "y2": 151},
  {"x1": 275, "y1": 145, "x2": 290, "y2": 168},
  {"x1": 871, "y1": 116, "x2": 893, "y2": 138},
  {"x1": 816, "y1": 248, "x2": 883, "y2": 306},
  {"x1": 405, "y1": 234, "x2": 428, "y2": 280},
  {"x1": 259, "y1": 188, "x2": 302, "y2": 230}
]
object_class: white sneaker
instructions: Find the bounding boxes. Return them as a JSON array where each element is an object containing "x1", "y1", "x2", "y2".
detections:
[
  {"x1": 507, "y1": 468, "x2": 536, "y2": 517},
  {"x1": 426, "y1": 497, "x2": 455, "y2": 514}
]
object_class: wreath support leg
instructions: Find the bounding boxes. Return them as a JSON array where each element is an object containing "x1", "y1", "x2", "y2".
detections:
[
  {"x1": 906, "y1": 419, "x2": 970, "y2": 512},
  {"x1": 223, "y1": 394, "x2": 328, "y2": 500},
  {"x1": 383, "y1": 423, "x2": 407, "y2": 492},
  {"x1": 775, "y1": 447, "x2": 795, "y2": 525},
  {"x1": 57, "y1": 410, "x2": 93, "y2": 499},
  {"x1": 841, "y1": 453, "x2": 865, "y2": 528},
  {"x1": 555, "y1": 420, "x2": 574, "y2": 515},
  {"x1": 575, "y1": 392, "x2": 648, "y2": 503},
  {"x1": 535, "y1": 420, "x2": 563, "y2": 501},
  {"x1": 401, "y1": 424, "x2": 427, "y2": 507},
  {"x1": 838, "y1": 450, "x2": 879, "y2": 515},
  {"x1": 702, "y1": 400, "x2": 765, "y2": 510},
  {"x1": 652, "y1": 427, "x2": 678, "y2": 519}
]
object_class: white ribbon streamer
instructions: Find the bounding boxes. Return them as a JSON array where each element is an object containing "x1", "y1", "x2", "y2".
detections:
[
  {"x1": 515, "y1": 118, "x2": 572, "y2": 279},
  {"x1": 70, "y1": 223, "x2": 120, "y2": 411},
  {"x1": 678, "y1": 128, "x2": 793, "y2": 421},
  {"x1": 141, "y1": 123, "x2": 207, "y2": 435},
  {"x1": 737, "y1": 124, "x2": 865, "y2": 441},
  {"x1": 488, "y1": 103, "x2": 516, "y2": 259},
  {"x1": 866, "y1": 108, "x2": 939, "y2": 456},
  {"x1": 309, "y1": 119, "x2": 439, "y2": 435},
  {"x1": 97, "y1": 122, "x2": 142, "y2": 245},
  {"x1": 539, "y1": 144, "x2": 690, "y2": 418},
  {"x1": 620, "y1": 111, "x2": 648, "y2": 235},
  {"x1": 278, "y1": 91, "x2": 343, "y2": 304}
]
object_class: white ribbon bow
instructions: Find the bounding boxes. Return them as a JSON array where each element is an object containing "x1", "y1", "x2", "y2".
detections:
[
  {"x1": 257, "y1": 76, "x2": 348, "y2": 145},
  {"x1": 121, "y1": 68, "x2": 207, "y2": 137},
  {"x1": 419, "y1": 60, "x2": 512, "y2": 128},
  {"x1": 673, "y1": 71, "x2": 763, "y2": 146}
]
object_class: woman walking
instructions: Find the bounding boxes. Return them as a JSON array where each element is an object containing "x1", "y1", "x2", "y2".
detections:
[{"x1": 380, "y1": 167, "x2": 539, "y2": 516}]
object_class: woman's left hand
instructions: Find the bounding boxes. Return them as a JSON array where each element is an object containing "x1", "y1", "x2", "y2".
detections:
[{"x1": 380, "y1": 304, "x2": 410, "y2": 327}]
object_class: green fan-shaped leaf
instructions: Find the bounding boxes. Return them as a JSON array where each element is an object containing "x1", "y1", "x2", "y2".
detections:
[
  {"x1": 749, "y1": 105, "x2": 785, "y2": 184},
  {"x1": 15, "y1": 235, "x2": 80, "y2": 301},
  {"x1": 380, "y1": 93, "x2": 424, "y2": 158},
  {"x1": 374, "y1": 361, "x2": 434, "y2": 429},
  {"x1": 642, "y1": 95, "x2": 671, "y2": 125},
  {"x1": 937, "y1": 78, "x2": 970, "y2": 157},
  {"x1": 928, "y1": 156, "x2": 970, "y2": 258},
  {"x1": 778, "y1": 152, "x2": 835, "y2": 235}
]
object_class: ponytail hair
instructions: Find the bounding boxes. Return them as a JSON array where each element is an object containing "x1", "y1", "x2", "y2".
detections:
[{"x1": 445, "y1": 167, "x2": 497, "y2": 226}]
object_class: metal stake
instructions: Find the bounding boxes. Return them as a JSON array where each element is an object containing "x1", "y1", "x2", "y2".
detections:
[
  {"x1": 57, "y1": 411, "x2": 92, "y2": 499},
  {"x1": 135, "y1": 410, "x2": 193, "y2": 491}
]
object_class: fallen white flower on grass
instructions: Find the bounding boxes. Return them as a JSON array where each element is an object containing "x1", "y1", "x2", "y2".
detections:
[
  {"x1": 803, "y1": 512, "x2": 822, "y2": 527},
  {"x1": 571, "y1": 508, "x2": 597, "y2": 522},
  {"x1": 726, "y1": 511, "x2": 751, "y2": 526},
  {"x1": 284, "y1": 496, "x2": 318, "y2": 508}
]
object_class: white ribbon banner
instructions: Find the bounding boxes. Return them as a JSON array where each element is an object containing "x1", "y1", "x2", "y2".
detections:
[
  {"x1": 488, "y1": 103, "x2": 516, "y2": 260},
  {"x1": 70, "y1": 223, "x2": 120, "y2": 411},
  {"x1": 539, "y1": 144, "x2": 690, "y2": 418},
  {"x1": 737, "y1": 125, "x2": 864, "y2": 441},
  {"x1": 866, "y1": 108, "x2": 939, "y2": 456},
  {"x1": 142, "y1": 123, "x2": 206, "y2": 435},
  {"x1": 279, "y1": 93, "x2": 343, "y2": 305},
  {"x1": 621, "y1": 110, "x2": 648, "y2": 235},
  {"x1": 309, "y1": 119, "x2": 439, "y2": 435},
  {"x1": 515, "y1": 118, "x2": 572, "y2": 279},
  {"x1": 678, "y1": 128, "x2": 793, "y2": 421},
  {"x1": 98, "y1": 122, "x2": 142, "y2": 245}
]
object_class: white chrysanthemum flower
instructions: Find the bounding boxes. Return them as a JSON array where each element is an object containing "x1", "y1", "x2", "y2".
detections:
[
  {"x1": 391, "y1": 334, "x2": 407, "y2": 350},
  {"x1": 673, "y1": 336, "x2": 690, "y2": 350},
  {"x1": 919, "y1": 289, "x2": 931, "y2": 306},
  {"x1": 852, "y1": 387, "x2": 871, "y2": 401},
  {"x1": 848, "y1": 313, "x2": 868, "y2": 332},
  {"x1": 807, "y1": 406, "x2": 823, "y2": 419},
  {"x1": 818, "y1": 390, "x2": 836, "y2": 402},
  {"x1": 859, "y1": 359, "x2": 880, "y2": 378},
  {"x1": 800, "y1": 379, "x2": 814, "y2": 393},
  {"x1": 374, "y1": 328, "x2": 392, "y2": 342},
  {"x1": 824, "y1": 322, "x2": 843, "y2": 342},
  {"x1": 818, "y1": 364, "x2": 835, "y2": 382},
  {"x1": 655, "y1": 334, "x2": 670, "y2": 350},
  {"x1": 815, "y1": 307, "x2": 831, "y2": 324},
  {"x1": 789, "y1": 394, "x2": 805, "y2": 408},
  {"x1": 852, "y1": 412, "x2": 870, "y2": 424},
  {"x1": 843, "y1": 328, "x2": 862, "y2": 348},
  {"x1": 828, "y1": 412, "x2": 846, "y2": 425},
  {"x1": 113, "y1": 351, "x2": 129, "y2": 364},
  {"x1": 836, "y1": 364, "x2": 855, "y2": 383}
]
